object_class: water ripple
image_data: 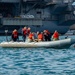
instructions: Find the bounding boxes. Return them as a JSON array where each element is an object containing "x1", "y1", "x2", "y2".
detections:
[{"x1": 0, "y1": 36, "x2": 75, "y2": 75}]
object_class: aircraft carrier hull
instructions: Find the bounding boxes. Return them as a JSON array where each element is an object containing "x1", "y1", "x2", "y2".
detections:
[{"x1": 0, "y1": 20, "x2": 69, "y2": 35}]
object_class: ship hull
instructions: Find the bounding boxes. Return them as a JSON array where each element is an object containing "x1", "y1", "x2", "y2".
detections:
[
  {"x1": 0, "y1": 0, "x2": 74, "y2": 35},
  {"x1": 0, "y1": 21, "x2": 69, "y2": 35}
]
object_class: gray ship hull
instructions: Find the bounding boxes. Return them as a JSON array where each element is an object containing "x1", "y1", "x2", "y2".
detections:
[
  {"x1": 0, "y1": 0, "x2": 74, "y2": 35},
  {"x1": 0, "y1": 20, "x2": 69, "y2": 35}
]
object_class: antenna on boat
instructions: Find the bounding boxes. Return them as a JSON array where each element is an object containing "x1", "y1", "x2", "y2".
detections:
[{"x1": 5, "y1": 30, "x2": 8, "y2": 41}]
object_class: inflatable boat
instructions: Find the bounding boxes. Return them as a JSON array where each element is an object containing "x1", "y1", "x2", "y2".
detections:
[{"x1": 0, "y1": 38, "x2": 75, "y2": 49}]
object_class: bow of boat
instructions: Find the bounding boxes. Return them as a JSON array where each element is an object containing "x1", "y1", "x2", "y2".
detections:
[{"x1": 70, "y1": 38, "x2": 75, "y2": 44}]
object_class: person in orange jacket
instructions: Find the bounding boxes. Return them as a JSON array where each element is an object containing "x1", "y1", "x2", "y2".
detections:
[
  {"x1": 28, "y1": 32, "x2": 34, "y2": 42},
  {"x1": 12, "y1": 29, "x2": 19, "y2": 41},
  {"x1": 38, "y1": 32, "x2": 44, "y2": 42},
  {"x1": 22, "y1": 27, "x2": 27, "y2": 41},
  {"x1": 52, "y1": 30, "x2": 59, "y2": 41}
]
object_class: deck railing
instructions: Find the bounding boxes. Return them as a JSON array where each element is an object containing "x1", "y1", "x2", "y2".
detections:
[{"x1": 2, "y1": 18, "x2": 42, "y2": 26}]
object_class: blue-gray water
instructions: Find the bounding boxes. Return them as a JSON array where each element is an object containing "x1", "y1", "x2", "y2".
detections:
[{"x1": 0, "y1": 36, "x2": 75, "y2": 75}]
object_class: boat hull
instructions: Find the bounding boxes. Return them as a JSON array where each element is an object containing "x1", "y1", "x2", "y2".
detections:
[{"x1": 0, "y1": 38, "x2": 75, "y2": 49}]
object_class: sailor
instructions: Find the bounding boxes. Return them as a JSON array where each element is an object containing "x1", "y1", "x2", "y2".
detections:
[
  {"x1": 43, "y1": 30, "x2": 51, "y2": 41},
  {"x1": 52, "y1": 30, "x2": 59, "y2": 41},
  {"x1": 12, "y1": 29, "x2": 19, "y2": 42},
  {"x1": 22, "y1": 27, "x2": 27, "y2": 41},
  {"x1": 34, "y1": 32, "x2": 37, "y2": 39},
  {"x1": 33, "y1": 31, "x2": 39, "y2": 42},
  {"x1": 28, "y1": 32, "x2": 34, "y2": 42},
  {"x1": 27, "y1": 27, "x2": 31, "y2": 36},
  {"x1": 37, "y1": 32, "x2": 44, "y2": 42}
]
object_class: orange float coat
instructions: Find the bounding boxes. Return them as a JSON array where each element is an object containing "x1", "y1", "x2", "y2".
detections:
[
  {"x1": 12, "y1": 31, "x2": 18, "y2": 38},
  {"x1": 38, "y1": 33, "x2": 43, "y2": 41},
  {"x1": 53, "y1": 32, "x2": 59, "y2": 39},
  {"x1": 28, "y1": 33, "x2": 34, "y2": 40},
  {"x1": 22, "y1": 28, "x2": 27, "y2": 35}
]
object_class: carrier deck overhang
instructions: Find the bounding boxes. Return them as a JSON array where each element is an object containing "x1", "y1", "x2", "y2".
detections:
[
  {"x1": 0, "y1": 0, "x2": 74, "y2": 26},
  {"x1": 0, "y1": 0, "x2": 74, "y2": 35}
]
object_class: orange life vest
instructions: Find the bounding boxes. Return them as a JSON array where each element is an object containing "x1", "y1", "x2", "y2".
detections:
[
  {"x1": 53, "y1": 32, "x2": 59, "y2": 39},
  {"x1": 12, "y1": 31, "x2": 18, "y2": 38},
  {"x1": 22, "y1": 28, "x2": 27, "y2": 35},
  {"x1": 28, "y1": 33, "x2": 34, "y2": 40},
  {"x1": 38, "y1": 33, "x2": 43, "y2": 40}
]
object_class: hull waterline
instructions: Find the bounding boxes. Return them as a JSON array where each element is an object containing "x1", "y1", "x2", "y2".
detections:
[{"x1": 0, "y1": 38, "x2": 75, "y2": 49}]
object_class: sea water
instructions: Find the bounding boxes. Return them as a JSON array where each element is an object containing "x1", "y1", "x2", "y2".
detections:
[{"x1": 0, "y1": 36, "x2": 75, "y2": 75}]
